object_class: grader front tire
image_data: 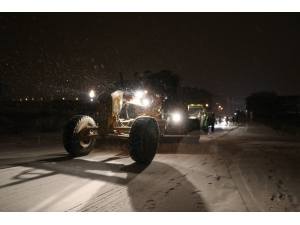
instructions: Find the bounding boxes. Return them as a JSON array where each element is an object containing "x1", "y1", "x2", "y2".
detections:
[{"x1": 128, "y1": 117, "x2": 159, "y2": 164}]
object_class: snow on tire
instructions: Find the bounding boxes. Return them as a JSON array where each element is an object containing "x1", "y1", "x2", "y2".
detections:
[
  {"x1": 128, "y1": 116, "x2": 159, "y2": 164},
  {"x1": 63, "y1": 115, "x2": 96, "y2": 157}
]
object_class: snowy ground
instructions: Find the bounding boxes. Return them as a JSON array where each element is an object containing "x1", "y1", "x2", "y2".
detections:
[{"x1": 1, "y1": 120, "x2": 300, "y2": 222}]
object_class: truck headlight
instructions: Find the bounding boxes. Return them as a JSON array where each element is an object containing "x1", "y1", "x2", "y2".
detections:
[{"x1": 172, "y1": 113, "x2": 181, "y2": 122}]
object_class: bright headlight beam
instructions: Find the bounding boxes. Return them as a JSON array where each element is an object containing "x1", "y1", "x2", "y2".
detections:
[
  {"x1": 89, "y1": 90, "x2": 95, "y2": 98},
  {"x1": 135, "y1": 90, "x2": 144, "y2": 98},
  {"x1": 141, "y1": 98, "x2": 150, "y2": 106},
  {"x1": 172, "y1": 113, "x2": 181, "y2": 122}
]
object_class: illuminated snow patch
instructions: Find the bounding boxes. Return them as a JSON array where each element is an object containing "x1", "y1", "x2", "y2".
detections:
[{"x1": 86, "y1": 170, "x2": 127, "y2": 179}]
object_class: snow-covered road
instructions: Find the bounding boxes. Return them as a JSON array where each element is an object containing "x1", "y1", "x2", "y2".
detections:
[{"x1": 0, "y1": 121, "x2": 299, "y2": 212}]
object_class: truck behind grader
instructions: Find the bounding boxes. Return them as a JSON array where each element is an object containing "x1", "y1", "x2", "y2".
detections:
[{"x1": 63, "y1": 70, "x2": 202, "y2": 164}]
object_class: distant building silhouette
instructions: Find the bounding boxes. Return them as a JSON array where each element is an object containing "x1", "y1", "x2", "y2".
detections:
[{"x1": 245, "y1": 91, "x2": 300, "y2": 122}]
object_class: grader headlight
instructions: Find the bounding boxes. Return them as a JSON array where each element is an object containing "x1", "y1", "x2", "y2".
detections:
[
  {"x1": 89, "y1": 90, "x2": 95, "y2": 98},
  {"x1": 134, "y1": 90, "x2": 151, "y2": 106},
  {"x1": 141, "y1": 98, "x2": 150, "y2": 106},
  {"x1": 134, "y1": 90, "x2": 144, "y2": 99}
]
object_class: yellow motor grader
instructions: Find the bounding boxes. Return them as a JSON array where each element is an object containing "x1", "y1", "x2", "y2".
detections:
[{"x1": 63, "y1": 70, "x2": 200, "y2": 164}]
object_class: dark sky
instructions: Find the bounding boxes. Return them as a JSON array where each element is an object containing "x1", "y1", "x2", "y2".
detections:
[{"x1": 1, "y1": 12, "x2": 300, "y2": 109}]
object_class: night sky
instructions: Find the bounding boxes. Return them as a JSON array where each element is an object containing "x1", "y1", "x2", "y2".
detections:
[{"x1": 1, "y1": 12, "x2": 300, "y2": 109}]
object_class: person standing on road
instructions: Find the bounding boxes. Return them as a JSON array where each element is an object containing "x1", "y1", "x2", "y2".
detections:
[
  {"x1": 232, "y1": 115, "x2": 235, "y2": 124},
  {"x1": 225, "y1": 116, "x2": 229, "y2": 125},
  {"x1": 209, "y1": 113, "x2": 215, "y2": 132}
]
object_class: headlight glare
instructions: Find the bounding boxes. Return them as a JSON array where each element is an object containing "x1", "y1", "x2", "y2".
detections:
[
  {"x1": 172, "y1": 113, "x2": 181, "y2": 122},
  {"x1": 135, "y1": 90, "x2": 144, "y2": 99},
  {"x1": 141, "y1": 98, "x2": 150, "y2": 106}
]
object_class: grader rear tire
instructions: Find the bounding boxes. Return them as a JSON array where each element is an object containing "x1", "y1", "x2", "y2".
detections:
[
  {"x1": 128, "y1": 116, "x2": 159, "y2": 164},
  {"x1": 63, "y1": 115, "x2": 96, "y2": 157}
]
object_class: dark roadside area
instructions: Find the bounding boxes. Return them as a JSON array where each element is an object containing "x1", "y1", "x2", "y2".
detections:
[
  {"x1": 255, "y1": 118, "x2": 300, "y2": 137},
  {"x1": 0, "y1": 100, "x2": 95, "y2": 147}
]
